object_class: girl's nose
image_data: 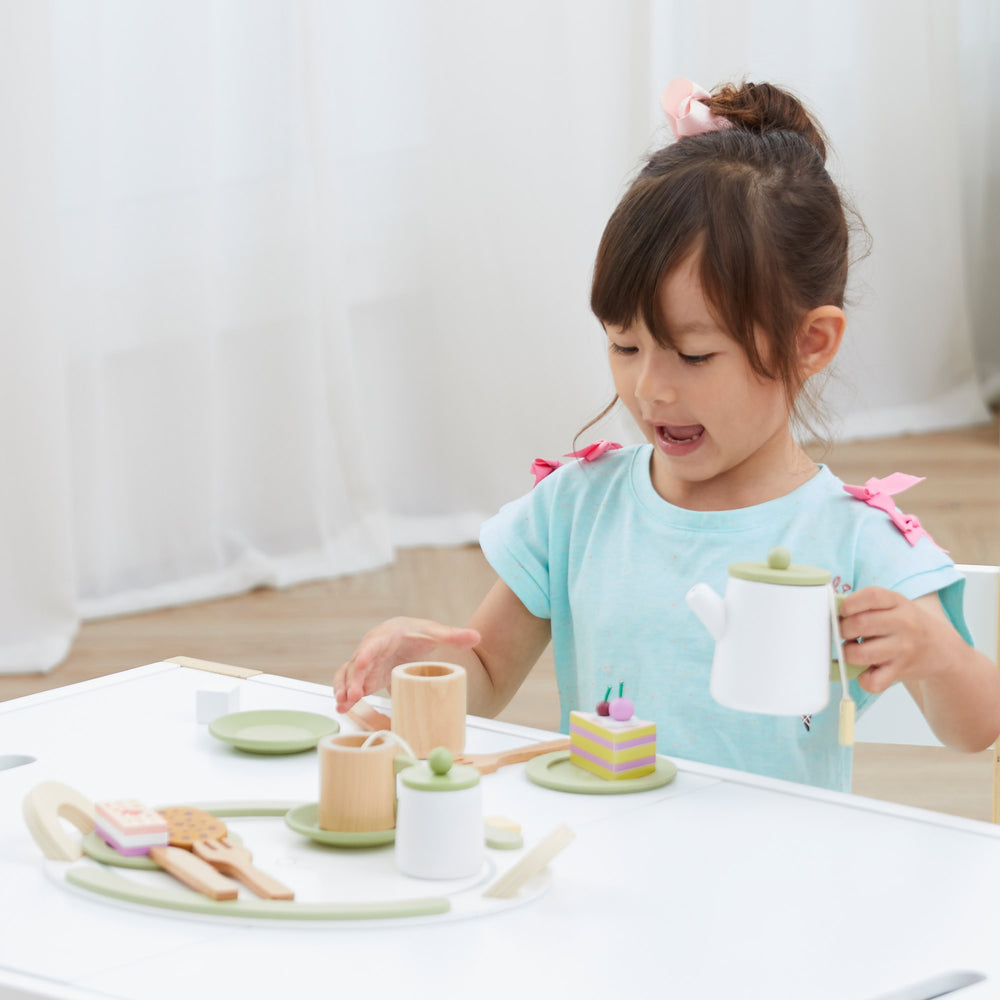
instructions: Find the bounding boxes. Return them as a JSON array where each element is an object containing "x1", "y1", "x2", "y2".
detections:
[{"x1": 635, "y1": 353, "x2": 677, "y2": 407}]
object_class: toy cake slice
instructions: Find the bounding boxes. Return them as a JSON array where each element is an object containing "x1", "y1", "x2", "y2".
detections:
[
  {"x1": 569, "y1": 690, "x2": 656, "y2": 781},
  {"x1": 94, "y1": 800, "x2": 169, "y2": 856}
]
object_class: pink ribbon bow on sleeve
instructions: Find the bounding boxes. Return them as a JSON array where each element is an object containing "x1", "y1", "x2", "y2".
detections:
[
  {"x1": 842, "y1": 473, "x2": 944, "y2": 550},
  {"x1": 530, "y1": 457, "x2": 563, "y2": 486},
  {"x1": 530, "y1": 440, "x2": 622, "y2": 486},
  {"x1": 564, "y1": 440, "x2": 622, "y2": 463},
  {"x1": 661, "y1": 78, "x2": 733, "y2": 139}
]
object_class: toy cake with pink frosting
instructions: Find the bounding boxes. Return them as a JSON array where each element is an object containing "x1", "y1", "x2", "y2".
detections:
[
  {"x1": 569, "y1": 685, "x2": 656, "y2": 781},
  {"x1": 94, "y1": 799, "x2": 169, "y2": 856}
]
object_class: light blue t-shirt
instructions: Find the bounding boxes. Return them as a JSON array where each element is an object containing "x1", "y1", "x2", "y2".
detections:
[{"x1": 479, "y1": 445, "x2": 968, "y2": 791}]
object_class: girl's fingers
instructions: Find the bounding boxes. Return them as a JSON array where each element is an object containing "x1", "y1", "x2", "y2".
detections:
[{"x1": 333, "y1": 621, "x2": 481, "y2": 711}]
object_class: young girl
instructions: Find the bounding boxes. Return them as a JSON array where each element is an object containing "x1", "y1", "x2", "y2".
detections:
[{"x1": 334, "y1": 79, "x2": 1000, "y2": 791}]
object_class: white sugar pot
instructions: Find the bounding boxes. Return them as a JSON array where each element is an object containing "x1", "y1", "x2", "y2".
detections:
[
  {"x1": 685, "y1": 546, "x2": 836, "y2": 716},
  {"x1": 395, "y1": 747, "x2": 483, "y2": 880}
]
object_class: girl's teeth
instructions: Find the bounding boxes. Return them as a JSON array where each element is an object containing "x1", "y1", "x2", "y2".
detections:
[{"x1": 663, "y1": 425, "x2": 703, "y2": 442}]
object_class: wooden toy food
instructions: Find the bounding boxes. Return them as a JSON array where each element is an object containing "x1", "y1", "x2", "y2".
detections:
[
  {"x1": 94, "y1": 800, "x2": 169, "y2": 857},
  {"x1": 159, "y1": 805, "x2": 228, "y2": 848},
  {"x1": 569, "y1": 685, "x2": 656, "y2": 781}
]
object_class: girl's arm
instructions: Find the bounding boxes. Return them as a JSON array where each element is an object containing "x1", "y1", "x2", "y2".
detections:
[
  {"x1": 333, "y1": 579, "x2": 551, "y2": 718},
  {"x1": 839, "y1": 588, "x2": 1000, "y2": 752}
]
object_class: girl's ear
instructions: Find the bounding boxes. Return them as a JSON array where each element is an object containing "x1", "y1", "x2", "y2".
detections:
[{"x1": 798, "y1": 306, "x2": 845, "y2": 377}]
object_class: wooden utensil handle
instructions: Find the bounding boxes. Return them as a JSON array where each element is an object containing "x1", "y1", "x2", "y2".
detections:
[
  {"x1": 498, "y1": 738, "x2": 571, "y2": 765},
  {"x1": 473, "y1": 738, "x2": 571, "y2": 774},
  {"x1": 149, "y1": 846, "x2": 238, "y2": 901},
  {"x1": 231, "y1": 863, "x2": 294, "y2": 901}
]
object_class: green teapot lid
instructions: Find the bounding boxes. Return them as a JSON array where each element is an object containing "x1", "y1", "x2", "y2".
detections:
[
  {"x1": 398, "y1": 747, "x2": 480, "y2": 792},
  {"x1": 728, "y1": 546, "x2": 831, "y2": 587}
]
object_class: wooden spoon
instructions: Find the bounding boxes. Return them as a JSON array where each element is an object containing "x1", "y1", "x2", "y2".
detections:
[
  {"x1": 453, "y1": 738, "x2": 571, "y2": 775},
  {"x1": 192, "y1": 838, "x2": 294, "y2": 900}
]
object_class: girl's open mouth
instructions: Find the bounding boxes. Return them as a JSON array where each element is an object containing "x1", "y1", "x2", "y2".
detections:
[{"x1": 656, "y1": 424, "x2": 705, "y2": 456}]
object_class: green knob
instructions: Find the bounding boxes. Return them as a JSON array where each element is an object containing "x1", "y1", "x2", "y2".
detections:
[
  {"x1": 767, "y1": 546, "x2": 791, "y2": 570},
  {"x1": 427, "y1": 747, "x2": 453, "y2": 775}
]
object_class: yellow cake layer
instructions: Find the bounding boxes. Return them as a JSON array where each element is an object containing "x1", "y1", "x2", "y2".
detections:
[
  {"x1": 569, "y1": 731, "x2": 656, "y2": 765},
  {"x1": 569, "y1": 751, "x2": 656, "y2": 781}
]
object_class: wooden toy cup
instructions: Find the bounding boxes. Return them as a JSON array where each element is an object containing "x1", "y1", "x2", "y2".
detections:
[
  {"x1": 390, "y1": 661, "x2": 467, "y2": 759},
  {"x1": 318, "y1": 731, "x2": 402, "y2": 833}
]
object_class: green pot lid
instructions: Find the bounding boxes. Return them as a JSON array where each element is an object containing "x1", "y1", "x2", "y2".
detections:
[
  {"x1": 398, "y1": 747, "x2": 480, "y2": 791},
  {"x1": 728, "y1": 546, "x2": 831, "y2": 587}
]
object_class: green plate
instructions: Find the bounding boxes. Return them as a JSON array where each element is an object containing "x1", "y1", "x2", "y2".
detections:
[
  {"x1": 284, "y1": 802, "x2": 395, "y2": 847},
  {"x1": 82, "y1": 828, "x2": 243, "y2": 869},
  {"x1": 209, "y1": 710, "x2": 340, "y2": 754},
  {"x1": 525, "y1": 751, "x2": 677, "y2": 795}
]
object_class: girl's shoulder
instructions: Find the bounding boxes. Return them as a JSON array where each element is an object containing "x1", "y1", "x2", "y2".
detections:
[{"x1": 825, "y1": 467, "x2": 944, "y2": 552}]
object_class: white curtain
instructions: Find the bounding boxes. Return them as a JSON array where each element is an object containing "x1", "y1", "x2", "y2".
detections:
[{"x1": 1, "y1": 0, "x2": 996, "y2": 673}]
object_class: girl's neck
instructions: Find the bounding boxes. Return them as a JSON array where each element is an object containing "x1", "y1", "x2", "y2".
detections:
[{"x1": 650, "y1": 430, "x2": 818, "y2": 512}]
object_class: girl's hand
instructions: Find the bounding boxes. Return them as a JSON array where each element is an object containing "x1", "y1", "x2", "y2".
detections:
[
  {"x1": 838, "y1": 586, "x2": 1000, "y2": 751},
  {"x1": 333, "y1": 617, "x2": 481, "y2": 713},
  {"x1": 837, "y1": 587, "x2": 962, "y2": 694}
]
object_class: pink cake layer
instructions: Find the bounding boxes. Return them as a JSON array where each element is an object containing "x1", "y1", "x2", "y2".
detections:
[
  {"x1": 568, "y1": 722, "x2": 654, "y2": 751},
  {"x1": 569, "y1": 745, "x2": 656, "y2": 772}
]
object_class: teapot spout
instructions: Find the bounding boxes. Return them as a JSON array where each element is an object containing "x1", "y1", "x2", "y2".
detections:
[{"x1": 685, "y1": 583, "x2": 727, "y2": 641}]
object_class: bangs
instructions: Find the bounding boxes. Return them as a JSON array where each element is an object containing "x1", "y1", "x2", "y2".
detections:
[{"x1": 590, "y1": 158, "x2": 704, "y2": 350}]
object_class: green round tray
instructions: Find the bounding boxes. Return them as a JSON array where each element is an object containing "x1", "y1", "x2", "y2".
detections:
[
  {"x1": 284, "y1": 802, "x2": 395, "y2": 847},
  {"x1": 209, "y1": 710, "x2": 339, "y2": 754},
  {"x1": 525, "y1": 751, "x2": 677, "y2": 795},
  {"x1": 68, "y1": 801, "x2": 449, "y2": 922}
]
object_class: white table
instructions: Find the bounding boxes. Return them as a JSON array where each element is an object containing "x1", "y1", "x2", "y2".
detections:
[{"x1": 2, "y1": 661, "x2": 999, "y2": 1000}]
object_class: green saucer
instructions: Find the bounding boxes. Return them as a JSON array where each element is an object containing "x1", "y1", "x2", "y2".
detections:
[
  {"x1": 525, "y1": 751, "x2": 677, "y2": 795},
  {"x1": 209, "y1": 710, "x2": 340, "y2": 754},
  {"x1": 284, "y1": 803, "x2": 395, "y2": 847}
]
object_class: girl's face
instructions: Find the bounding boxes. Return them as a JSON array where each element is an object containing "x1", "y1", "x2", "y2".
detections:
[{"x1": 606, "y1": 253, "x2": 812, "y2": 511}]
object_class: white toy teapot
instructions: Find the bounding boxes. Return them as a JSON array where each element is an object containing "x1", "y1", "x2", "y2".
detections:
[{"x1": 685, "y1": 546, "x2": 836, "y2": 716}]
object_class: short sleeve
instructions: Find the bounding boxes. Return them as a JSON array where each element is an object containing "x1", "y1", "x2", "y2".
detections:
[{"x1": 479, "y1": 481, "x2": 556, "y2": 620}]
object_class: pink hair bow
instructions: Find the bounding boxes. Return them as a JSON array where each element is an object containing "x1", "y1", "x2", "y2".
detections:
[
  {"x1": 842, "y1": 473, "x2": 944, "y2": 550},
  {"x1": 531, "y1": 440, "x2": 622, "y2": 486},
  {"x1": 661, "y1": 78, "x2": 732, "y2": 139}
]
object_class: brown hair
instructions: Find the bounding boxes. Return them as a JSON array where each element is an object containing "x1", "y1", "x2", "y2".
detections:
[{"x1": 588, "y1": 80, "x2": 865, "y2": 437}]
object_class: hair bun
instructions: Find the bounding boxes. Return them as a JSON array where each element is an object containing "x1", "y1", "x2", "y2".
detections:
[{"x1": 708, "y1": 82, "x2": 827, "y2": 159}]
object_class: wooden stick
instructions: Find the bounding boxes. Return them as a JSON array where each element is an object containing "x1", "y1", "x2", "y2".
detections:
[{"x1": 483, "y1": 824, "x2": 575, "y2": 899}]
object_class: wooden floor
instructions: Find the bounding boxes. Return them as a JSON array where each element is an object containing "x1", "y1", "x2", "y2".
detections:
[{"x1": 2, "y1": 417, "x2": 997, "y2": 821}]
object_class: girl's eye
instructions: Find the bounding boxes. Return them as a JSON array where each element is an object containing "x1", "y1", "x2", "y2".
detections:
[
  {"x1": 679, "y1": 353, "x2": 713, "y2": 365},
  {"x1": 609, "y1": 343, "x2": 638, "y2": 356}
]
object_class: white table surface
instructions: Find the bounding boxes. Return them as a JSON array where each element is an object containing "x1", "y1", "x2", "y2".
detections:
[{"x1": 2, "y1": 661, "x2": 999, "y2": 1000}]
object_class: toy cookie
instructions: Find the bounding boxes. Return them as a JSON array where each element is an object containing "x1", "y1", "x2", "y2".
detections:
[{"x1": 159, "y1": 805, "x2": 228, "y2": 849}]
